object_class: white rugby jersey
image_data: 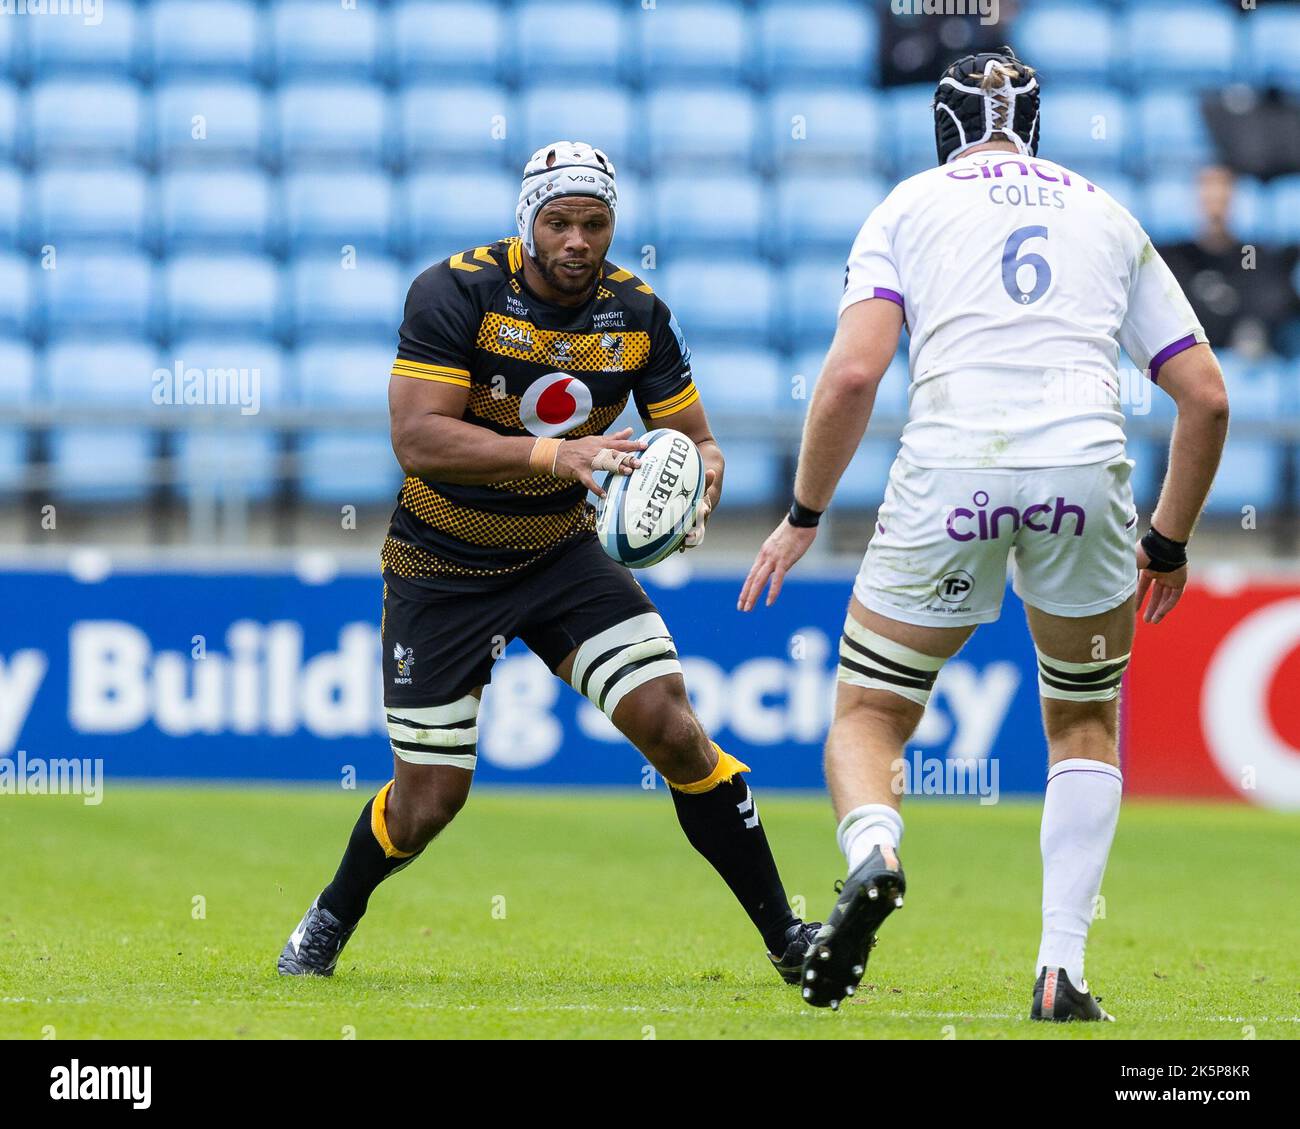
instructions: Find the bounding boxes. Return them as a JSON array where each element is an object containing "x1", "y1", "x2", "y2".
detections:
[{"x1": 840, "y1": 152, "x2": 1206, "y2": 468}]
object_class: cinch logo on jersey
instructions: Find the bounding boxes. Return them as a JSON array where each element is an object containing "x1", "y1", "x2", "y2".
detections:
[
  {"x1": 634, "y1": 435, "x2": 692, "y2": 539},
  {"x1": 519, "y1": 372, "x2": 592, "y2": 437},
  {"x1": 946, "y1": 157, "x2": 1096, "y2": 211},
  {"x1": 945, "y1": 491, "x2": 1085, "y2": 541}
]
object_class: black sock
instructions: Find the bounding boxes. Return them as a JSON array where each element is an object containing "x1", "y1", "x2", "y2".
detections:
[
  {"x1": 669, "y1": 775, "x2": 798, "y2": 953},
  {"x1": 318, "y1": 795, "x2": 422, "y2": 925}
]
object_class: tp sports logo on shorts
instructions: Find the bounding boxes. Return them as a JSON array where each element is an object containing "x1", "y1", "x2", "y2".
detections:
[
  {"x1": 937, "y1": 570, "x2": 975, "y2": 604},
  {"x1": 945, "y1": 491, "x2": 1086, "y2": 542},
  {"x1": 520, "y1": 372, "x2": 592, "y2": 437}
]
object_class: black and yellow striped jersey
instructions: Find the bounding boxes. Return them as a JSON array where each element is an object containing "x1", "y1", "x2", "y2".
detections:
[{"x1": 383, "y1": 235, "x2": 697, "y2": 591}]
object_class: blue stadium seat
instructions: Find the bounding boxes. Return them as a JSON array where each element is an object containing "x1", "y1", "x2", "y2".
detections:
[
  {"x1": 1245, "y1": 6, "x2": 1300, "y2": 89},
  {"x1": 0, "y1": 338, "x2": 37, "y2": 404},
  {"x1": 886, "y1": 85, "x2": 938, "y2": 180},
  {"x1": 518, "y1": 85, "x2": 634, "y2": 170},
  {"x1": 48, "y1": 427, "x2": 155, "y2": 503},
  {"x1": 0, "y1": 167, "x2": 23, "y2": 249},
  {"x1": 298, "y1": 432, "x2": 403, "y2": 503},
  {"x1": 646, "y1": 86, "x2": 757, "y2": 169},
  {"x1": 784, "y1": 255, "x2": 848, "y2": 349},
  {"x1": 608, "y1": 173, "x2": 652, "y2": 264},
  {"x1": 284, "y1": 171, "x2": 396, "y2": 253},
  {"x1": 404, "y1": 170, "x2": 517, "y2": 259},
  {"x1": 0, "y1": 80, "x2": 19, "y2": 163},
  {"x1": 163, "y1": 254, "x2": 279, "y2": 338},
  {"x1": 287, "y1": 255, "x2": 405, "y2": 339},
  {"x1": 1014, "y1": 4, "x2": 1114, "y2": 82},
  {"x1": 170, "y1": 337, "x2": 292, "y2": 408},
  {"x1": 517, "y1": 2, "x2": 629, "y2": 79},
  {"x1": 277, "y1": 82, "x2": 388, "y2": 168},
  {"x1": 45, "y1": 339, "x2": 160, "y2": 407},
  {"x1": 28, "y1": 0, "x2": 140, "y2": 77},
  {"x1": 1134, "y1": 91, "x2": 1213, "y2": 174},
  {"x1": 756, "y1": 2, "x2": 874, "y2": 84},
  {"x1": 636, "y1": 1, "x2": 750, "y2": 83},
  {"x1": 1095, "y1": 173, "x2": 1139, "y2": 218},
  {"x1": 658, "y1": 257, "x2": 775, "y2": 343},
  {"x1": 683, "y1": 345, "x2": 783, "y2": 414},
  {"x1": 774, "y1": 173, "x2": 887, "y2": 256},
  {"x1": 399, "y1": 83, "x2": 513, "y2": 169},
  {"x1": 1204, "y1": 433, "x2": 1285, "y2": 514},
  {"x1": 0, "y1": 427, "x2": 25, "y2": 492},
  {"x1": 32, "y1": 167, "x2": 149, "y2": 249},
  {"x1": 390, "y1": 1, "x2": 504, "y2": 81},
  {"x1": 1267, "y1": 176, "x2": 1300, "y2": 243},
  {"x1": 174, "y1": 428, "x2": 281, "y2": 502},
  {"x1": 767, "y1": 87, "x2": 883, "y2": 171},
  {"x1": 0, "y1": 254, "x2": 32, "y2": 339},
  {"x1": 0, "y1": 13, "x2": 19, "y2": 82},
  {"x1": 158, "y1": 168, "x2": 275, "y2": 253},
  {"x1": 1230, "y1": 176, "x2": 1266, "y2": 243},
  {"x1": 1122, "y1": 3, "x2": 1238, "y2": 85},
  {"x1": 272, "y1": 0, "x2": 380, "y2": 79},
  {"x1": 31, "y1": 80, "x2": 144, "y2": 163},
  {"x1": 1041, "y1": 87, "x2": 1127, "y2": 172},
  {"x1": 1139, "y1": 177, "x2": 1198, "y2": 243},
  {"x1": 653, "y1": 173, "x2": 766, "y2": 256},
  {"x1": 297, "y1": 339, "x2": 394, "y2": 407},
  {"x1": 714, "y1": 439, "x2": 781, "y2": 506},
  {"x1": 835, "y1": 440, "x2": 896, "y2": 508},
  {"x1": 149, "y1": 0, "x2": 262, "y2": 78},
  {"x1": 1219, "y1": 350, "x2": 1286, "y2": 423},
  {"x1": 154, "y1": 81, "x2": 265, "y2": 166},
  {"x1": 40, "y1": 251, "x2": 154, "y2": 337}
]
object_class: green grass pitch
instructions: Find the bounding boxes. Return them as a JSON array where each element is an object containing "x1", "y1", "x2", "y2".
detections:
[{"x1": 2, "y1": 785, "x2": 1297, "y2": 1040}]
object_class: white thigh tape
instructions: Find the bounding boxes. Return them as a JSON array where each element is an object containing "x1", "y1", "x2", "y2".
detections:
[
  {"x1": 387, "y1": 694, "x2": 479, "y2": 767},
  {"x1": 836, "y1": 615, "x2": 946, "y2": 706},
  {"x1": 1036, "y1": 650, "x2": 1130, "y2": 702},
  {"x1": 570, "y1": 612, "x2": 680, "y2": 718}
]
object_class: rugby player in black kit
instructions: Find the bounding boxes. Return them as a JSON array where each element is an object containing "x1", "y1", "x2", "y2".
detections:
[{"x1": 278, "y1": 142, "x2": 819, "y2": 983}]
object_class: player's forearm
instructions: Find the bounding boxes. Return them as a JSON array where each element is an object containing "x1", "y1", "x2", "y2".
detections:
[
  {"x1": 393, "y1": 414, "x2": 537, "y2": 484},
  {"x1": 1151, "y1": 401, "x2": 1229, "y2": 542},
  {"x1": 792, "y1": 373, "x2": 878, "y2": 511},
  {"x1": 699, "y1": 437, "x2": 724, "y2": 508}
]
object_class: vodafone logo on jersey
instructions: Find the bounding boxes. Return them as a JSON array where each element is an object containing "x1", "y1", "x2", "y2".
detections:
[
  {"x1": 1126, "y1": 582, "x2": 1300, "y2": 809},
  {"x1": 520, "y1": 372, "x2": 592, "y2": 438}
]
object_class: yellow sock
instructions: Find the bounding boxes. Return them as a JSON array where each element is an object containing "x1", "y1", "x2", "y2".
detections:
[
  {"x1": 370, "y1": 779, "x2": 416, "y2": 859},
  {"x1": 669, "y1": 742, "x2": 752, "y2": 794}
]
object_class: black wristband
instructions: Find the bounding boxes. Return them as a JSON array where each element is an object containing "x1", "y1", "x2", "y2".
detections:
[
  {"x1": 1140, "y1": 526, "x2": 1188, "y2": 573},
  {"x1": 787, "y1": 499, "x2": 823, "y2": 528}
]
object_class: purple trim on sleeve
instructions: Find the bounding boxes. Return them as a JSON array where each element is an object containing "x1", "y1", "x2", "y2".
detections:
[
  {"x1": 1147, "y1": 334, "x2": 1198, "y2": 383},
  {"x1": 872, "y1": 287, "x2": 905, "y2": 309}
]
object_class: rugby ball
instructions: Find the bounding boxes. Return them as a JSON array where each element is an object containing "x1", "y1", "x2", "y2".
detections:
[{"x1": 596, "y1": 428, "x2": 704, "y2": 568}]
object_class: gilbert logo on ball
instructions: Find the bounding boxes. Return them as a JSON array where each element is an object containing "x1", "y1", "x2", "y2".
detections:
[
  {"x1": 520, "y1": 372, "x2": 592, "y2": 437},
  {"x1": 597, "y1": 429, "x2": 704, "y2": 569}
]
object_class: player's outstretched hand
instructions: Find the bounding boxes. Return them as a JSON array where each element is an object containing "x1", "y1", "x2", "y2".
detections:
[
  {"x1": 1135, "y1": 543, "x2": 1187, "y2": 625},
  {"x1": 680, "y1": 468, "x2": 716, "y2": 551},
  {"x1": 555, "y1": 428, "x2": 646, "y2": 497},
  {"x1": 738, "y1": 517, "x2": 818, "y2": 611}
]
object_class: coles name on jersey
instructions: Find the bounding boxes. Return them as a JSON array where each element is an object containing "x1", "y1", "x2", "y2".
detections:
[{"x1": 841, "y1": 154, "x2": 1206, "y2": 469}]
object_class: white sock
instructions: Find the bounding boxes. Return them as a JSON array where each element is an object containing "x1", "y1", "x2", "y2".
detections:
[
  {"x1": 837, "y1": 804, "x2": 904, "y2": 873},
  {"x1": 1035, "y1": 757, "x2": 1122, "y2": 984}
]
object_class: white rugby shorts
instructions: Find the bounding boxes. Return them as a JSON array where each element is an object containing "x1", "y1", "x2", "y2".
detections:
[{"x1": 854, "y1": 455, "x2": 1139, "y2": 626}]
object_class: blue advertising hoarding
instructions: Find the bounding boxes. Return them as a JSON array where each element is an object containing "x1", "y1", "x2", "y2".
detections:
[{"x1": 0, "y1": 565, "x2": 1047, "y2": 793}]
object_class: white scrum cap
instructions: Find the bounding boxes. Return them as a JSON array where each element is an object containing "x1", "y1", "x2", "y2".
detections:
[{"x1": 515, "y1": 141, "x2": 618, "y2": 257}]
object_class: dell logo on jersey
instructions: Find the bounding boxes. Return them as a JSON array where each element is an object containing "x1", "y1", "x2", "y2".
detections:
[{"x1": 946, "y1": 491, "x2": 1086, "y2": 542}]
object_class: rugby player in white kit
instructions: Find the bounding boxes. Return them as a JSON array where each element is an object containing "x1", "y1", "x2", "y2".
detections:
[{"x1": 740, "y1": 47, "x2": 1229, "y2": 1018}]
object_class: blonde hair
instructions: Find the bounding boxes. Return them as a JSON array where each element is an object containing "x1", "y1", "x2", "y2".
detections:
[{"x1": 976, "y1": 60, "x2": 1036, "y2": 143}]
